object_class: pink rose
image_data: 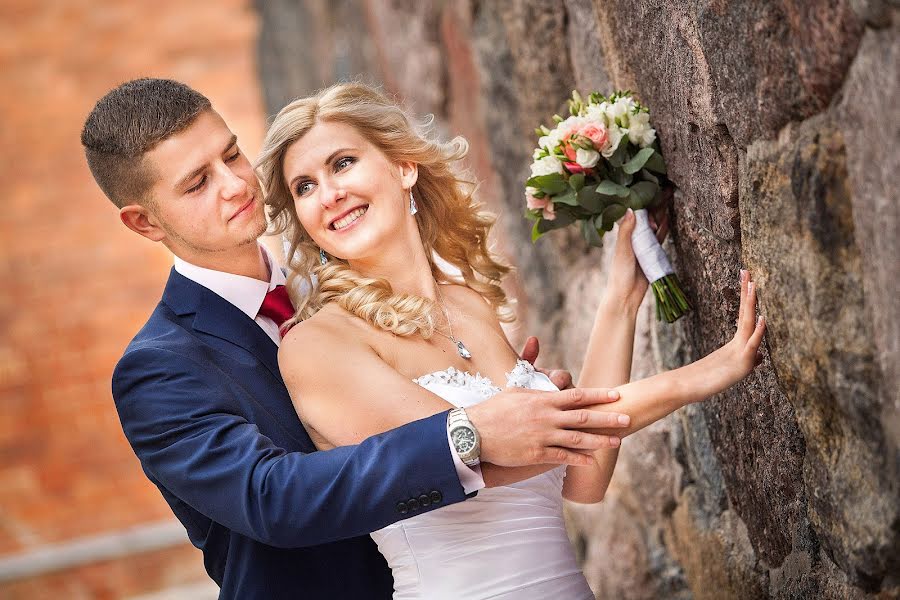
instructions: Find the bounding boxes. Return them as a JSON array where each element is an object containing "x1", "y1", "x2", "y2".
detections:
[
  {"x1": 563, "y1": 161, "x2": 586, "y2": 174},
  {"x1": 526, "y1": 193, "x2": 548, "y2": 210},
  {"x1": 542, "y1": 200, "x2": 556, "y2": 221},
  {"x1": 526, "y1": 192, "x2": 556, "y2": 220},
  {"x1": 579, "y1": 123, "x2": 609, "y2": 149}
]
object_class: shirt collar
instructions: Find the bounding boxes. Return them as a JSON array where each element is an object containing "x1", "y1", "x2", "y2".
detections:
[{"x1": 173, "y1": 244, "x2": 287, "y2": 321}]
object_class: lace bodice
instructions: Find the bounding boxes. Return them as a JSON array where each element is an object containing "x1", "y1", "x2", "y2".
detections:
[
  {"x1": 412, "y1": 358, "x2": 536, "y2": 399},
  {"x1": 370, "y1": 359, "x2": 593, "y2": 600}
]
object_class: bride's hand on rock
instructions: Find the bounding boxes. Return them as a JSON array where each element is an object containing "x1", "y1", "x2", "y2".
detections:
[
  {"x1": 714, "y1": 269, "x2": 767, "y2": 386},
  {"x1": 606, "y1": 192, "x2": 670, "y2": 311}
]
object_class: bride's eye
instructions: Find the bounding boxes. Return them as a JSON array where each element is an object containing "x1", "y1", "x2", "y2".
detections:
[
  {"x1": 335, "y1": 156, "x2": 355, "y2": 171},
  {"x1": 296, "y1": 181, "x2": 315, "y2": 196}
]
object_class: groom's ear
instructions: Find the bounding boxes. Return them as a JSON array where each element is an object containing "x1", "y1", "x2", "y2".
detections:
[
  {"x1": 119, "y1": 204, "x2": 166, "y2": 242},
  {"x1": 397, "y1": 161, "x2": 418, "y2": 189}
]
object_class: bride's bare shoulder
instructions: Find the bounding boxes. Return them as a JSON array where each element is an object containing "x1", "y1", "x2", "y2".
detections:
[{"x1": 279, "y1": 304, "x2": 367, "y2": 360}]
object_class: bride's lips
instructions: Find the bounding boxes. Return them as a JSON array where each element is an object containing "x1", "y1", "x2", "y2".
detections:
[
  {"x1": 328, "y1": 204, "x2": 369, "y2": 232},
  {"x1": 229, "y1": 195, "x2": 256, "y2": 222}
]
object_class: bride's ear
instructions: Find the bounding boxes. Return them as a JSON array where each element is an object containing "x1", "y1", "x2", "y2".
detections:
[{"x1": 397, "y1": 161, "x2": 418, "y2": 190}]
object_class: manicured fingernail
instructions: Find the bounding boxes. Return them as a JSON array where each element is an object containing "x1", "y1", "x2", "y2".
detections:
[
  {"x1": 618, "y1": 415, "x2": 630, "y2": 425},
  {"x1": 609, "y1": 437, "x2": 620, "y2": 447},
  {"x1": 748, "y1": 282, "x2": 754, "y2": 294},
  {"x1": 608, "y1": 390, "x2": 620, "y2": 400}
]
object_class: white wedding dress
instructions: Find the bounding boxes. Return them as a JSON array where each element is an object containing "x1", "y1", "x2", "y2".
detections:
[{"x1": 370, "y1": 360, "x2": 594, "y2": 599}]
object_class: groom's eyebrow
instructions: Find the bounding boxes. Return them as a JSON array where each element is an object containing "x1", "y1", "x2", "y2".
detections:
[
  {"x1": 174, "y1": 135, "x2": 239, "y2": 190},
  {"x1": 288, "y1": 147, "x2": 354, "y2": 189}
]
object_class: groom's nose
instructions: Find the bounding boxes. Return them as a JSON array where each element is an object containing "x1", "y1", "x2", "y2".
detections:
[{"x1": 218, "y1": 164, "x2": 248, "y2": 201}]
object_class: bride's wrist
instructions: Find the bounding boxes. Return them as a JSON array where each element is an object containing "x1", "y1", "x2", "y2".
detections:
[{"x1": 600, "y1": 292, "x2": 642, "y2": 319}]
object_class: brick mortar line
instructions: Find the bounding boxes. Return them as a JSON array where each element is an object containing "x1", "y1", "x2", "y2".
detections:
[{"x1": 0, "y1": 520, "x2": 190, "y2": 582}]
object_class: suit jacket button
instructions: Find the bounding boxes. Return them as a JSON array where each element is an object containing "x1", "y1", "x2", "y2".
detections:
[
  {"x1": 430, "y1": 490, "x2": 443, "y2": 504},
  {"x1": 396, "y1": 501, "x2": 409, "y2": 515},
  {"x1": 418, "y1": 494, "x2": 431, "y2": 507},
  {"x1": 407, "y1": 497, "x2": 420, "y2": 511}
]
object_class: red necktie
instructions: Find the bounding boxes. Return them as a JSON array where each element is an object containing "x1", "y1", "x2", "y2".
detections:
[{"x1": 258, "y1": 286, "x2": 295, "y2": 333}]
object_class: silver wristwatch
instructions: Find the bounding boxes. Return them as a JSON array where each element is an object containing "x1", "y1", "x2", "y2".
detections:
[{"x1": 448, "y1": 407, "x2": 481, "y2": 467}]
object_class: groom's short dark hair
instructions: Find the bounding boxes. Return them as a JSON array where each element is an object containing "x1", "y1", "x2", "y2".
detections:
[{"x1": 81, "y1": 78, "x2": 211, "y2": 208}]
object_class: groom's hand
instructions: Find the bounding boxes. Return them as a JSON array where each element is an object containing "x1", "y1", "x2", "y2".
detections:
[{"x1": 466, "y1": 386, "x2": 629, "y2": 467}]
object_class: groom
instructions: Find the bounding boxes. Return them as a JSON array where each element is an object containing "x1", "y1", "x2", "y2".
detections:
[{"x1": 82, "y1": 78, "x2": 628, "y2": 599}]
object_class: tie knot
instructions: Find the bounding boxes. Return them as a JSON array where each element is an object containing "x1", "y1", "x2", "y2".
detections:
[{"x1": 258, "y1": 286, "x2": 295, "y2": 332}]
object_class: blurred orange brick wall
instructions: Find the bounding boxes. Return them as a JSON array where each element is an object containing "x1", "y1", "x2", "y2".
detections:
[{"x1": 0, "y1": 1, "x2": 265, "y2": 597}]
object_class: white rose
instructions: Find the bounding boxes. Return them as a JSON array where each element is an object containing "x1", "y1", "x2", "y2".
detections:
[
  {"x1": 586, "y1": 103, "x2": 606, "y2": 123},
  {"x1": 607, "y1": 97, "x2": 633, "y2": 126},
  {"x1": 575, "y1": 148, "x2": 600, "y2": 168},
  {"x1": 530, "y1": 155, "x2": 564, "y2": 177},
  {"x1": 601, "y1": 126, "x2": 625, "y2": 158},
  {"x1": 627, "y1": 112, "x2": 656, "y2": 146},
  {"x1": 525, "y1": 186, "x2": 540, "y2": 196}
]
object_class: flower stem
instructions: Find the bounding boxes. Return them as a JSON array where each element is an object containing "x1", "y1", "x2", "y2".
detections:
[{"x1": 651, "y1": 275, "x2": 692, "y2": 323}]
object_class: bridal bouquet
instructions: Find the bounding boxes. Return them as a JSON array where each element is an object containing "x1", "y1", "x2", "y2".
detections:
[{"x1": 524, "y1": 90, "x2": 691, "y2": 323}]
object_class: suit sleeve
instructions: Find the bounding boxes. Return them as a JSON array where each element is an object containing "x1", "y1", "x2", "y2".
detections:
[{"x1": 113, "y1": 346, "x2": 468, "y2": 548}]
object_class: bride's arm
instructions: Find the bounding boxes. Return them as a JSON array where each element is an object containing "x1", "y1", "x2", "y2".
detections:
[
  {"x1": 562, "y1": 209, "x2": 649, "y2": 503},
  {"x1": 562, "y1": 299, "x2": 639, "y2": 502},
  {"x1": 564, "y1": 271, "x2": 766, "y2": 502}
]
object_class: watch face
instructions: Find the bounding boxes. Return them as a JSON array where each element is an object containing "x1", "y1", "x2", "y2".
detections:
[{"x1": 451, "y1": 426, "x2": 476, "y2": 454}]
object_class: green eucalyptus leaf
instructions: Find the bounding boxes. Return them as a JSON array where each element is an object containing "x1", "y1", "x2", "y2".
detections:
[
  {"x1": 577, "y1": 186, "x2": 604, "y2": 212},
  {"x1": 553, "y1": 190, "x2": 579, "y2": 206},
  {"x1": 526, "y1": 173, "x2": 568, "y2": 194},
  {"x1": 531, "y1": 220, "x2": 542, "y2": 242},
  {"x1": 608, "y1": 142, "x2": 629, "y2": 168},
  {"x1": 611, "y1": 169, "x2": 633, "y2": 186},
  {"x1": 640, "y1": 168, "x2": 660, "y2": 185},
  {"x1": 629, "y1": 181, "x2": 659, "y2": 208},
  {"x1": 596, "y1": 179, "x2": 630, "y2": 198},
  {"x1": 643, "y1": 151, "x2": 667, "y2": 174},
  {"x1": 568, "y1": 173, "x2": 585, "y2": 191},
  {"x1": 622, "y1": 147, "x2": 655, "y2": 174},
  {"x1": 581, "y1": 218, "x2": 604, "y2": 247},
  {"x1": 601, "y1": 203, "x2": 627, "y2": 230}
]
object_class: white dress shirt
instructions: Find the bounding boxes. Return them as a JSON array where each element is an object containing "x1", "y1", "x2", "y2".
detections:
[{"x1": 174, "y1": 245, "x2": 485, "y2": 494}]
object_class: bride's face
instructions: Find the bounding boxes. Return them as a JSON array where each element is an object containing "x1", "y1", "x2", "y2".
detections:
[{"x1": 282, "y1": 120, "x2": 418, "y2": 262}]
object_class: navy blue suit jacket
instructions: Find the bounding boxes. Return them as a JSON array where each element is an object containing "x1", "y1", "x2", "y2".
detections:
[{"x1": 112, "y1": 269, "x2": 468, "y2": 598}]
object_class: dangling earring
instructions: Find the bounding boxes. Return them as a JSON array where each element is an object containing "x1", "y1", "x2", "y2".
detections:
[
  {"x1": 319, "y1": 249, "x2": 328, "y2": 265},
  {"x1": 409, "y1": 189, "x2": 418, "y2": 215}
]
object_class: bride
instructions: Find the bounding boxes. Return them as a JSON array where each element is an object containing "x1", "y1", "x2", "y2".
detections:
[{"x1": 256, "y1": 83, "x2": 766, "y2": 599}]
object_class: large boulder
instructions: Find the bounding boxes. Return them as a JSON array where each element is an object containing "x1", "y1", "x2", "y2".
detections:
[{"x1": 254, "y1": 1, "x2": 899, "y2": 596}]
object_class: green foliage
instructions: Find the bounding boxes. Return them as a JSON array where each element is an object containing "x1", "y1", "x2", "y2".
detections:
[
  {"x1": 526, "y1": 173, "x2": 567, "y2": 195},
  {"x1": 596, "y1": 179, "x2": 630, "y2": 197},
  {"x1": 622, "y1": 147, "x2": 656, "y2": 174}
]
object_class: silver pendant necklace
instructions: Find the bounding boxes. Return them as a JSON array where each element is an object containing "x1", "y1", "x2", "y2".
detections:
[{"x1": 434, "y1": 286, "x2": 472, "y2": 360}]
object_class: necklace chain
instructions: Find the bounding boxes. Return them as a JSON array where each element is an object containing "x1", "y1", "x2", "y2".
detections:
[{"x1": 434, "y1": 285, "x2": 472, "y2": 359}]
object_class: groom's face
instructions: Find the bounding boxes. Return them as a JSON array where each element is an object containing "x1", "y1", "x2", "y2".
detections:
[{"x1": 139, "y1": 110, "x2": 266, "y2": 262}]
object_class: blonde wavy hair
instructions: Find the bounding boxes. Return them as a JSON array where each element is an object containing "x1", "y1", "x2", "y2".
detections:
[{"x1": 256, "y1": 82, "x2": 512, "y2": 337}]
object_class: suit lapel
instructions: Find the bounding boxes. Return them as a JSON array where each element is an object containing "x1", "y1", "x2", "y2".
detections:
[{"x1": 162, "y1": 268, "x2": 283, "y2": 384}]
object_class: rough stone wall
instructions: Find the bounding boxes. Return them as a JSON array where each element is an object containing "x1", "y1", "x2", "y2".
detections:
[{"x1": 254, "y1": 1, "x2": 899, "y2": 598}]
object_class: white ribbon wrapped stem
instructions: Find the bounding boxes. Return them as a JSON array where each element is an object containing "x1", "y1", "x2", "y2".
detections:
[{"x1": 631, "y1": 209, "x2": 674, "y2": 283}]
